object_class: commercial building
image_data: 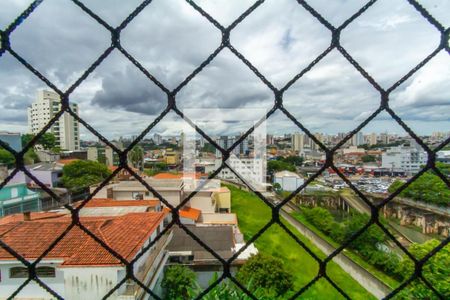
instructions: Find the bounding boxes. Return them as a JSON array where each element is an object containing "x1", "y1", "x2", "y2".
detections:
[
  {"x1": 273, "y1": 170, "x2": 305, "y2": 191},
  {"x1": 381, "y1": 146, "x2": 428, "y2": 175},
  {"x1": 436, "y1": 150, "x2": 450, "y2": 164},
  {"x1": 0, "y1": 132, "x2": 22, "y2": 152},
  {"x1": 27, "y1": 90, "x2": 80, "y2": 151},
  {"x1": 0, "y1": 211, "x2": 170, "y2": 300},
  {"x1": 214, "y1": 158, "x2": 266, "y2": 191}
]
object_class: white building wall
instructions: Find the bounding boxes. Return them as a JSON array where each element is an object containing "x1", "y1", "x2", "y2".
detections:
[
  {"x1": 63, "y1": 267, "x2": 120, "y2": 300},
  {"x1": 274, "y1": 176, "x2": 305, "y2": 192},
  {"x1": 0, "y1": 262, "x2": 65, "y2": 299}
]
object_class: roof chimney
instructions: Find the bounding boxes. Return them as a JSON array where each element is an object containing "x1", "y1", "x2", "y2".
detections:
[{"x1": 23, "y1": 211, "x2": 31, "y2": 221}]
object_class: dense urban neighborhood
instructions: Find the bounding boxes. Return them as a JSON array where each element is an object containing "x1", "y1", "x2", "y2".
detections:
[{"x1": 0, "y1": 89, "x2": 448, "y2": 299}]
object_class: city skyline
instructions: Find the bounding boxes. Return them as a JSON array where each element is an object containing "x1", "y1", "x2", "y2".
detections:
[{"x1": 0, "y1": 0, "x2": 449, "y2": 138}]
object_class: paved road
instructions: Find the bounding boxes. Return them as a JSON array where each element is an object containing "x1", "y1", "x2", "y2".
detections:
[{"x1": 281, "y1": 205, "x2": 392, "y2": 299}]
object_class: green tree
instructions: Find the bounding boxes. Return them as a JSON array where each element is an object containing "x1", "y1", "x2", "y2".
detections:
[
  {"x1": 161, "y1": 265, "x2": 197, "y2": 300},
  {"x1": 397, "y1": 239, "x2": 449, "y2": 299},
  {"x1": 0, "y1": 149, "x2": 15, "y2": 167},
  {"x1": 24, "y1": 149, "x2": 40, "y2": 165},
  {"x1": 21, "y1": 133, "x2": 57, "y2": 150},
  {"x1": 201, "y1": 143, "x2": 216, "y2": 154},
  {"x1": 303, "y1": 207, "x2": 335, "y2": 234},
  {"x1": 61, "y1": 160, "x2": 111, "y2": 192},
  {"x1": 280, "y1": 156, "x2": 304, "y2": 166},
  {"x1": 39, "y1": 133, "x2": 57, "y2": 150},
  {"x1": 389, "y1": 171, "x2": 449, "y2": 206},
  {"x1": 128, "y1": 146, "x2": 144, "y2": 170},
  {"x1": 236, "y1": 253, "x2": 294, "y2": 296},
  {"x1": 343, "y1": 214, "x2": 385, "y2": 250},
  {"x1": 268, "y1": 160, "x2": 295, "y2": 173},
  {"x1": 21, "y1": 133, "x2": 34, "y2": 148},
  {"x1": 361, "y1": 155, "x2": 376, "y2": 163}
]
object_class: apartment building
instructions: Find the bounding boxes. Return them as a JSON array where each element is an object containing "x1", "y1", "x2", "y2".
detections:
[{"x1": 27, "y1": 90, "x2": 80, "y2": 151}]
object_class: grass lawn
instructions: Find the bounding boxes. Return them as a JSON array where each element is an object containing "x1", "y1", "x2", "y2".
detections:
[{"x1": 228, "y1": 185, "x2": 376, "y2": 300}]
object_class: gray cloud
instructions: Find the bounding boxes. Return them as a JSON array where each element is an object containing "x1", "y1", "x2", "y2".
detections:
[
  {"x1": 91, "y1": 65, "x2": 167, "y2": 115},
  {"x1": 0, "y1": 0, "x2": 449, "y2": 138}
]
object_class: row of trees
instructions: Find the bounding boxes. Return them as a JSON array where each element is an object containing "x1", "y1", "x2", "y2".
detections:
[
  {"x1": 161, "y1": 253, "x2": 294, "y2": 299},
  {"x1": 302, "y1": 207, "x2": 449, "y2": 298},
  {"x1": 0, "y1": 133, "x2": 57, "y2": 167},
  {"x1": 267, "y1": 156, "x2": 304, "y2": 174},
  {"x1": 388, "y1": 163, "x2": 450, "y2": 206},
  {"x1": 303, "y1": 207, "x2": 401, "y2": 277}
]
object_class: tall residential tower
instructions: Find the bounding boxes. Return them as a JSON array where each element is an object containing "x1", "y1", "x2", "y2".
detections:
[{"x1": 27, "y1": 90, "x2": 80, "y2": 151}]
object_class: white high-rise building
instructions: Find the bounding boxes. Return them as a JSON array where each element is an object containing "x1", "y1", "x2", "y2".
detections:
[
  {"x1": 27, "y1": 90, "x2": 80, "y2": 151},
  {"x1": 351, "y1": 132, "x2": 365, "y2": 146}
]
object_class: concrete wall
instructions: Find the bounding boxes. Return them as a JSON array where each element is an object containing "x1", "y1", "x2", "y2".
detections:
[
  {"x1": 212, "y1": 189, "x2": 231, "y2": 212},
  {"x1": 190, "y1": 196, "x2": 215, "y2": 213}
]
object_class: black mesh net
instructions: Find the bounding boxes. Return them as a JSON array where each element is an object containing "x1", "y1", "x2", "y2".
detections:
[{"x1": 0, "y1": 0, "x2": 449, "y2": 299}]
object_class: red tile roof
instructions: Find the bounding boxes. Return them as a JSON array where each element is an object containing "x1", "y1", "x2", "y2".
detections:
[
  {"x1": 0, "y1": 212, "x2": 164, "y2": 266},
  {"x1": 0, "y1": 212, "x2": 65, "y2": 225},
  {"x1": 153, "y1": 172, "x2": 207, "y2": 180},
  {"x1": 163, "y1": 207, "x2": 201, "y2": 221},
  {"x1": 82, "y1": 198, "x2": 160, "y2": 208},
  {"x1": 57, "y1": 159, "x2": 78, "y2": 165}
]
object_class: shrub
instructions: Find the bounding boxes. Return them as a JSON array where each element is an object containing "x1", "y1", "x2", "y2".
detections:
[
  {"x1": 161, "y1": 265, "x2": 197, "y2": 300},
  {"x1": 236, "y1": 253, "x2": 293, "y2": 296}
]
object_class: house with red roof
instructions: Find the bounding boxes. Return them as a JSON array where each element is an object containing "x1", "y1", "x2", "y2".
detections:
[{"x1": 0, "y1": 211, "x2": 171, "y2": 300}]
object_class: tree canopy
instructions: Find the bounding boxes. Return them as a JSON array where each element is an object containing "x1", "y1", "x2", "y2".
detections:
[
  {"x1": 396, "y1": 239, "x2": 449, "y2": 299},
  {"x1": 236, "y1": 253, "x2": 294, "y2": 296},
  {"x1": 0, "y1": 149, "x2": 15, "y2": 167},
  {"x1": 61, "y1": 160, "x2": 111, "y2": 192},
  {"x1": 22, "y1": 133, "x2": 57, "y2": 150},
  {"x1": 128, "y1": 146, "x2": 144, "y2": 170},
  {"x1": 388, "y1": 167, "x2": 449, "y2": 206},
  {"x1": 161, "y1": 265, "x2": 197, "y2": 300}
]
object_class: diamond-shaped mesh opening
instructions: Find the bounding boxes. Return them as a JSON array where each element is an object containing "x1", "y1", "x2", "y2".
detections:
[{"x1": 0, "y1": 0, "x2": 448, "y2": 299}]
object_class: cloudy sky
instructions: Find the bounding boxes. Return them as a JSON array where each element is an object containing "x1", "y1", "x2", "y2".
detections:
[{"x1": 0, "y1": 0, "x2": 449, "y2": 141}]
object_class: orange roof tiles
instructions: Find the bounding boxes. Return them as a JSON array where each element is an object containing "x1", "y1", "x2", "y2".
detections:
[
  {"x1": 84, "y1": 198, "x2": 160, "y2": 208},
  {"x1": 57, "y1": 159, "x2": 78, "y2": 165},
  {"x1": 163, "y1": 207, "x2": 201, "y2": 221},
  {"x1": 0, "y1": 212, "x2": 65, "y2": 225},
  {"x1": 0, "y1": 212, "x2": 164, "y2": 266},
  {"x1": 153, "y1": 172, "x2": 207, "y2": 180},
  {"x1": 153, "y1": 173, "x2": 183, "y2": 179}
]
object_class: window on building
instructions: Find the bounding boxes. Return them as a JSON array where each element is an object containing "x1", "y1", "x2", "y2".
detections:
[
  {"x1": 9, "y1": 266, "x2": 56, "y2": 278},
  {"x1": 9, "y1": 267, "x2": 28, "y2": 278},
  {"x1": 36, "y1": 266, "x2": 56, "y2": 277}
]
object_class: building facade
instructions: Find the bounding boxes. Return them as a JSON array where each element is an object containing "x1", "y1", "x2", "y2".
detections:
[
  {"x1": 27, "y1": 90, "x2": 80, "y2": 151},
  {"x1": 0, "y1": 211, "x2": 170, "y2": 300},
  {"x1": 0, "y1": 183, "x2": 40, "y2": 217},
  {"x1": 381, "y1": 146, "x2": 428, "y2": 174}
]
